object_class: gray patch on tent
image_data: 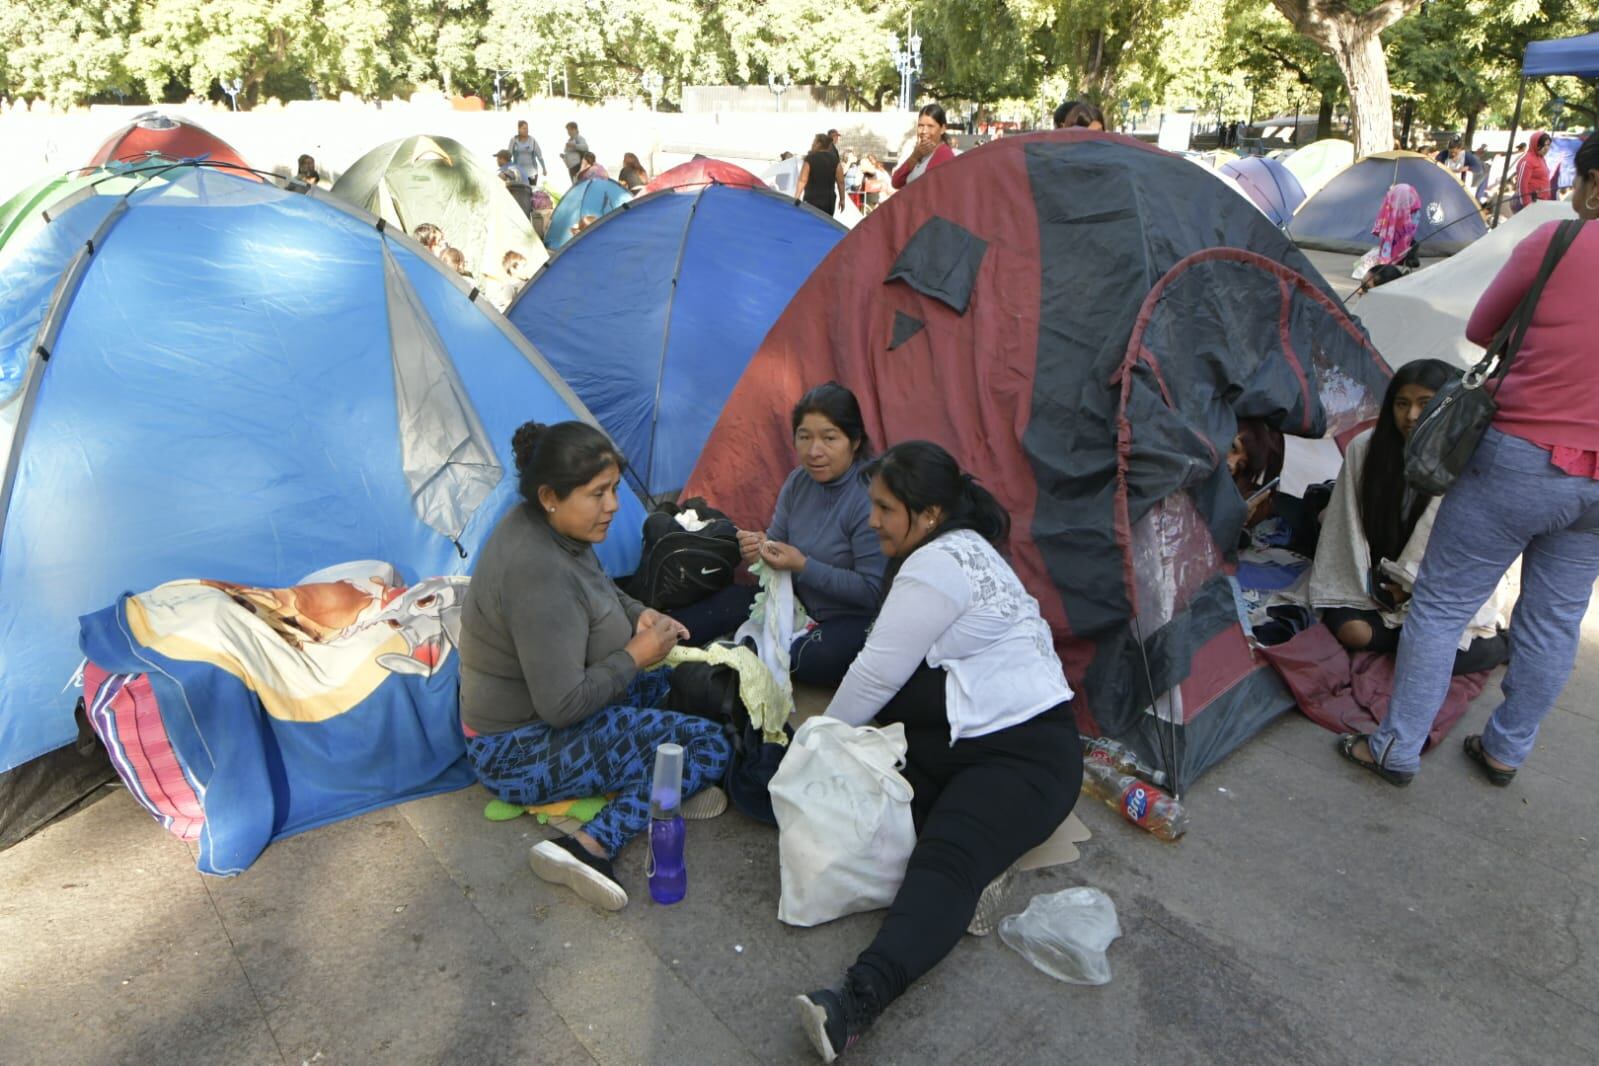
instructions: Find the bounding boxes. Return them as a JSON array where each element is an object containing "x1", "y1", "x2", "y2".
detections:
[
  {"x1": 888, "y1": 311, "x2": 925, "y2": 350},
  {"x1": 884, "y1": 216, "x2": 988, "y2": 314},
  {"x1": 381, "y1": 243, "x2": 502, "y2": 542}
]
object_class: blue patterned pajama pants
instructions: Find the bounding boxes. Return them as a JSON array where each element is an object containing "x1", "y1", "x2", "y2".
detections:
[{"x1": 464, "y1": 669, "x2": 732, "y2": 856}]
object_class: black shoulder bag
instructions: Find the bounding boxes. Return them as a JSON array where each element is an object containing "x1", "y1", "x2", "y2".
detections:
[{"x1": 1404, "y1": 219, "x2": 1583, "y2": 495}]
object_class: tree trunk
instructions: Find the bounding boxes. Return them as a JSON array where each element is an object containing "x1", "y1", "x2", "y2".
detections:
[
  {"x1": 1464, "y1": 105, "x2": 1480, "y2": 146},
  {"x1": 1316, "y1": 93, "x2": 1333, "y2": 140},
  {"x1": 1326, "y1": 20, "x2": 1393, "y2": 156}
]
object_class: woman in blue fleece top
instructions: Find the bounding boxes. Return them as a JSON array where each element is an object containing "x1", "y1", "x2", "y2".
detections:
[{"x1": 675, "y1": 382, "x2": 885, "y2": 686}]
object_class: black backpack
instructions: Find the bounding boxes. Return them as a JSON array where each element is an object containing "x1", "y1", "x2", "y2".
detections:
[{"x1": 628, "y1": 497, "x2": 741, "y2": 609}]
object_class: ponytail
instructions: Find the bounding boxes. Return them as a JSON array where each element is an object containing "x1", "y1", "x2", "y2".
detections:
[{"x1": 864, "y1": 441, "x2": 1010, "y2": 550}]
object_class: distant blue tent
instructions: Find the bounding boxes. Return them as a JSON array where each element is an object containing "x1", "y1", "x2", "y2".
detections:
[
  {"x1": 0, "y1": 165, "x2": 645, "y2": 833},
  {"x1": 545, "y1": 178, "x2": 632, "y2": 251},
  {"x1": 1288, "y1": 151, "x2": 1488, "y2": 255},
  {"x1": 509, "y1": 184, "x2": 845, "y2": 496},
  {"x1": 1219, "y1": 155, "x2": 1307, "y2": 227}
]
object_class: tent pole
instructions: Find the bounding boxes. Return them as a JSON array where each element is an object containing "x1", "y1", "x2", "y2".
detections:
[{"x1": 1491, "y1": 78, "x2": 1527, "y2": 229}]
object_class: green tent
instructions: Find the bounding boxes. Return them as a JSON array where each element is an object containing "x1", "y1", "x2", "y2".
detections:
[
  {"x1": 0, "y1": 166, "x2": 176, "y2": 257},
  {"x1": 331, "y1": 134, "x2": 546, "y2": 284},
  {"x1": 1281, "y1": 139, "x2": 1356, "y2": 200}
]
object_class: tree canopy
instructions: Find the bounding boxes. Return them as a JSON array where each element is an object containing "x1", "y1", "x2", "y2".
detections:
[{"x1": 0, "y1": 0, "x2": 1592, "y2": 145}]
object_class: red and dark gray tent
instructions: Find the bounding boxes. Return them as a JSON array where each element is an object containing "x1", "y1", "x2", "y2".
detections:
[
  {"x1": 87, "y1": 112, "x2": 252, "y2": 172},
  {"x1": 685, "y1": 132, "x2": 1391, "y2": 791}
]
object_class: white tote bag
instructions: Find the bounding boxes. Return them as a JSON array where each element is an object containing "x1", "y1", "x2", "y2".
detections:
[{"x1": 771, "y1": 717, "x2": 917, "y2": 927}]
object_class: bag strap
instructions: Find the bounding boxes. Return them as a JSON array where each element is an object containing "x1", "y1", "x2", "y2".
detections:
[{"x1": 1476, "y1": 220, "x2": 1583, "y2": 392}]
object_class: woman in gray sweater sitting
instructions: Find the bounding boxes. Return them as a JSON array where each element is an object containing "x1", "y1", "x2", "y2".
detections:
[
  {"x1": 459, "y1": 421, "x2": 732, "y2": 911},
  {"x1": 673, "y1": 382, "x2": 886, "y2": 686}
]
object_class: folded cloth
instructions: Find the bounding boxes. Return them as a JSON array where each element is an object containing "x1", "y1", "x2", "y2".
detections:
[
  {"x1": 664, "y1": 641, "x2": 791, "y2": 745},
  {"x1": 733, "y1": 563, "x2": 809, "y2": 706}
]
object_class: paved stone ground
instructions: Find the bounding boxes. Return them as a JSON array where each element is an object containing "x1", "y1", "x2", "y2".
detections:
[
  {"x1": 3, "y1": 251, "x2": 1591, "y2": 1066},
  {"x1": 4, "y1": 592, "x2": 1597, "y2": 1066}
]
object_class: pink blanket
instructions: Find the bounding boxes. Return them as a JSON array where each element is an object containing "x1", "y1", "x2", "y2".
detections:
[{"x1": 1260, "y1": 625, "x2": 1489, "y2": 752}]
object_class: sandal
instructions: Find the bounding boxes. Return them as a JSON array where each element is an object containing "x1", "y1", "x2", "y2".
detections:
[
  {"x1": 1336, "y1": 733, "x2": 1414, "y2": 787},
  {"x1": 1463, "y1": 735, "x2": 1517, "y2": 787}
]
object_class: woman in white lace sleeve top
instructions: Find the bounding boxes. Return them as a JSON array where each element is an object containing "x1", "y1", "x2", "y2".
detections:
[{"x1": 795, "y1": 441, "x2": 1083, "y2": 1062}]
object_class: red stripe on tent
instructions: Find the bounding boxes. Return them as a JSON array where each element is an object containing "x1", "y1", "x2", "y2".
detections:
[{"x1": 1276, "y1": 277, "x2": 1315, "y2": 434}]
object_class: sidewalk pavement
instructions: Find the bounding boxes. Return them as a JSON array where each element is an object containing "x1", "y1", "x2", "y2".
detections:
[{"x1": 5, "y1": 603, "x2": 1597, "y2": 1065}]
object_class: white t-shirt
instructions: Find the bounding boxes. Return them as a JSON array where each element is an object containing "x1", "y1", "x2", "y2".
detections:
[{"x1": 826, "y1": 529, "x2": 1072, "y2": 743}]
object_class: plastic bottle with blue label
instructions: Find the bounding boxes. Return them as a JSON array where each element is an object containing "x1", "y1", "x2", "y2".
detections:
[
  {"x1": 646, "y1": 742, "x2": 687, "y2": 904},
  {"x1": 1081, "y1": 759, "x2": 1188, "y2": 842}
]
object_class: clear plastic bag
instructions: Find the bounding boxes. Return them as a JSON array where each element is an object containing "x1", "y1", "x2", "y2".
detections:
[{"x1": 998, "y1": 886, "x2": 1122, "y2": 985}]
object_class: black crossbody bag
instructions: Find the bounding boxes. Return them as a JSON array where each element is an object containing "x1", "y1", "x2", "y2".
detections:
[{"x1": 1404, "y1": 219, "x2": 1584, "y2": 495}]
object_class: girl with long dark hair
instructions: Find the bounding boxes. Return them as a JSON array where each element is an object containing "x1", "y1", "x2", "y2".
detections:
[
  {"x1": 458, "y1": 421, "x2": 731, "y2": 910},
  {"x1": 1308, "y1": 359, "x2": 1511, "y2": 670},
  {"x1": 794, "y1": 441, "x2": 1081, "y2": 1061}
]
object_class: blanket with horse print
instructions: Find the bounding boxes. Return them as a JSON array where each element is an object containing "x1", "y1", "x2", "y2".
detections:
[{"x1": 78, "y1": 561, "x2": 474, "y2": 876}]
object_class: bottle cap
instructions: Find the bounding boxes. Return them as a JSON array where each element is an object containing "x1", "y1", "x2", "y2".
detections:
[{"x1": 650, "y1": 742, "x2": 684, "y2": 815}]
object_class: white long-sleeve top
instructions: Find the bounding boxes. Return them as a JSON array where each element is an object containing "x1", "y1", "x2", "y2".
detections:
[{"x1": 826, "y1": 529, "x2": 1072, "y2": 743}]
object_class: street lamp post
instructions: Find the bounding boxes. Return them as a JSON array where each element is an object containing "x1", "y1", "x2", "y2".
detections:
[
  {"x1": 642, "y1": 72, "x2": 662, "y2": 112},
  {"x1": 887, "y1": 20, "x2": 922, "y2": 112},
  {"x1": 768, "y1": 72, "x2": 790, "y2": 112},
  {"x1": 223, "y1": 77, "x2": 243, "y2": 111}
]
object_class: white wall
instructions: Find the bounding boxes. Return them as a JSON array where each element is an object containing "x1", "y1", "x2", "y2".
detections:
[{"x1": 0, "y1": 101, "x2": 922, "y2": 203}]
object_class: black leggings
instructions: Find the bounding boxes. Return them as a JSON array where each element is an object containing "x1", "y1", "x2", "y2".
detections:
[
  {"x1": 1321, "y1": 607, "x2": 1509, "y2": 675},
  {"x1": 849, "y1": 665, "x2": 1082, "y2": 1007}
]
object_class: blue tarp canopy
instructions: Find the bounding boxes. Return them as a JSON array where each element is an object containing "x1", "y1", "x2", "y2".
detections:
[
  {"x1": 1523, "y1": 31, "x2": 1599, "y2": 78},
  {"x1": 509, "y1": 184, "x2": 845, "y2": 496},
  {"x1": 0, "y1": 165, "x2": 644, "y2": 782}
]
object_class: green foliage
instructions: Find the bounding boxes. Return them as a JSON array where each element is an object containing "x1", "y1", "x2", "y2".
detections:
[{"x1": 0, "y1": 0, "x2": 1593, "y2": 125}]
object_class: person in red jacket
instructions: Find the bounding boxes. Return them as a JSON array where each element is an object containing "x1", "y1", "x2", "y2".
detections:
[
  {"x1": 1338, "y1": 133, "x2": 1599, "y2": 788},
  {"x1": 1516, "y1": 130, "x2": 1554, "y2": 211},
  {"x1": 891, "y1": 104, "x2": 956, "y2": 189}
]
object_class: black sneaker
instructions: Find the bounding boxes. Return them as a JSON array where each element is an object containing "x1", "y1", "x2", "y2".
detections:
[
  {"x1": 528, "y1": 836, "x2": 628, "y2": 910},
  {"x1": 794, "y1": 973, "x2": 882, "y2": 1062}
]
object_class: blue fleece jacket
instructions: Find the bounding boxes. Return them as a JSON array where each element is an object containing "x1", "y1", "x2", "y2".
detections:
[{"x1": 766, "y1": 461, "x2": 885, "y2": 620}]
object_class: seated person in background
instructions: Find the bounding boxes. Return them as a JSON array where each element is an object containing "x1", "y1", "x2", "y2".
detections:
[
  {"x1": 439, "y1": 246, "x2": 471, "y2": 277},
  {"x1": 1054, "y1": 100, "x2": 1105, "y2": 130},
  {"x1": 458, "y1": 421, "x2": 731, "y2": 911},
  {"x1": 576, "y1": 151, "x2": 609, "y2": 182},
  {"x1": 1227, "y1": 418, "x2": 1284, "y2": 529},
  {"x1": 486, "y1": 250, "x2": 535, "y2": 312},
  {"x1": 672, "y1": 382, "x2": 885, "y2": 687},
  {"x1": 413, "y1": 223, "x2": 445, "y2": 258},
  {"x1": 795, "y1": 441, "x2": 1081, "y2": 1061},
  {"x1": 618, "y1": 152, "x2": 649, "y2": 193},
  {"x1": 1307, "y1": 360, "x2": 1509, "y2": 673}
]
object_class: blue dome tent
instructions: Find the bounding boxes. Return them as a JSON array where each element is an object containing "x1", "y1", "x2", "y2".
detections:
[
  {"x1": 1288, "y1": 150, "x2": 1488, "y2": 255},
  {"x1": 0, "y1": 164, "x2": 645, "y2": 842},
  {"x1": 1219, "y1": 155, "x2": 1307, "y2": 227},
  {"x1": 544, "y1": 178, "x2": 632, "y2": 251},
  {"x1": 508, "y1": 184, "x2": 846, "y2": 497}
]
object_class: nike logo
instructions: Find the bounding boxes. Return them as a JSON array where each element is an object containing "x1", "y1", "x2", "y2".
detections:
[{"x1": 700, "y1": 567, "x2": 723, "y2": 576}]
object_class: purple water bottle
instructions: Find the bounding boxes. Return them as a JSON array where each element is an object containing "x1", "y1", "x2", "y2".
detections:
[{"x1": 646, "y1": 743, "x2": 687, "y2": 904}]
